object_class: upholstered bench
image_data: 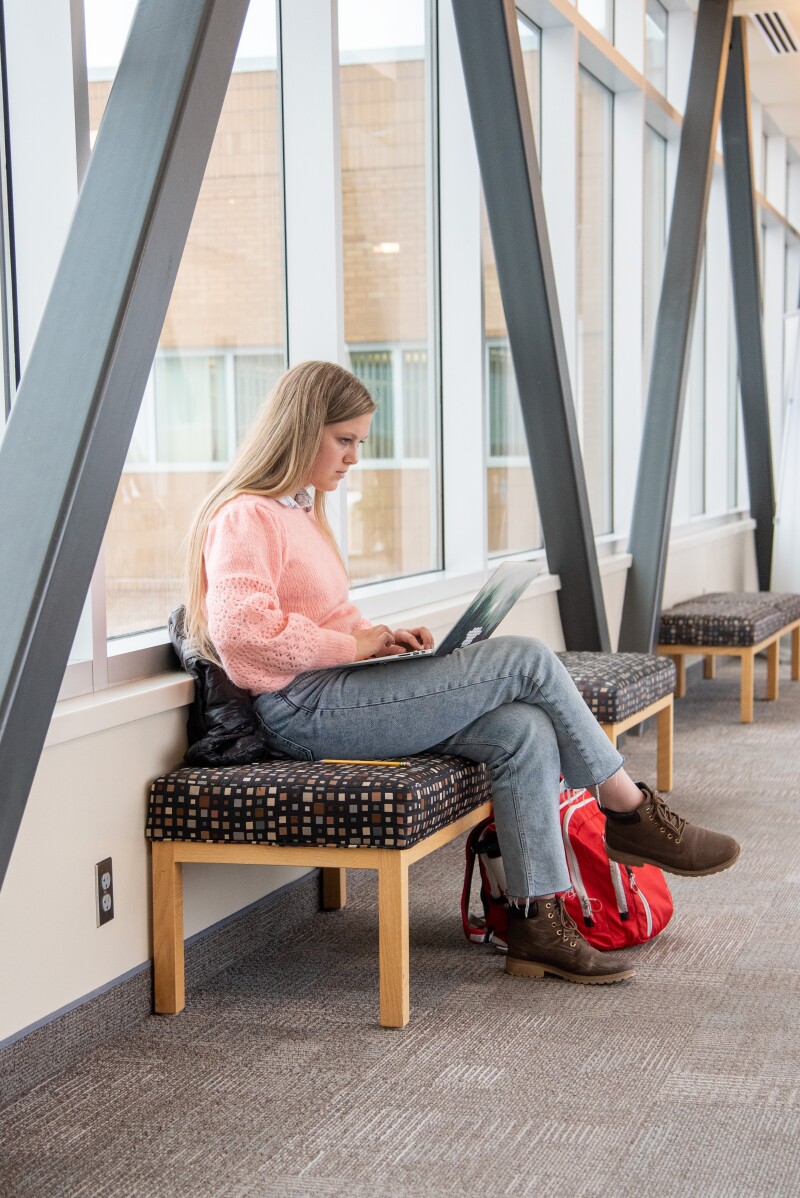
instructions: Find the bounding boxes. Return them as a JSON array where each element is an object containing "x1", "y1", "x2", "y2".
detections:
[
  {"x1": 558, "y1": 652, "x2": 676, "y2": 792},
  {"x1": 658, "y1": 592, "x2": 800, "y2": 723},
  {"x1": 147, "y1": 755, "x2": 492, "y2": 1029}
]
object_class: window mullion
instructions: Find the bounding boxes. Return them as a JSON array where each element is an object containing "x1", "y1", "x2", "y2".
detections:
[
  {"x1": 281, "y1": 0, "x2": 347, "y2": 557},
  {"x1": 437, "y1": 0, "x2": 486, "y2": 575},
  {"x1": 91, "y1": 546, "x2": 109, "y2": 691}
]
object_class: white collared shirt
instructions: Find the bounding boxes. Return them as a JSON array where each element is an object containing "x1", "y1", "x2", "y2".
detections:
[{"x1": 276, "y1": 487, "x2": 313, "y2": 511}]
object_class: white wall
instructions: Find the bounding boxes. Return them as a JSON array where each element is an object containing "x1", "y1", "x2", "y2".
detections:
[{"x1": 0, "y1": 679, "x2": 306, "y2": 1043}]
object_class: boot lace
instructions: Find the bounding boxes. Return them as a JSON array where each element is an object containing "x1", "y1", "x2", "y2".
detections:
[
  {"x1": 554, "y1": 898, "x2": 580, "y2": 947},
  {"x1": 649, "y1": 789, "x2": 686, "y2": 842}
]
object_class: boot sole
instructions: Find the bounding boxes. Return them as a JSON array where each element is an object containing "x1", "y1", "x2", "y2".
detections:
[
  {"x1": 505, "y1": 957, "x2": 635, "y2": 985},
  {"x1": 606, "y1": 844, "x2": 741, "y2": 877}
]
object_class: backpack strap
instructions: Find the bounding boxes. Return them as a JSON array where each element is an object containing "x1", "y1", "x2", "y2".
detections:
[{"x1": 461, "y1": 815, "x2": 495, "y2": 943}]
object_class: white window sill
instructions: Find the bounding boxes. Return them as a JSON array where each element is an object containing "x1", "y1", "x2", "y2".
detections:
[{"x1": 46, "y1": 672, "x2": 193, "y2": 750}]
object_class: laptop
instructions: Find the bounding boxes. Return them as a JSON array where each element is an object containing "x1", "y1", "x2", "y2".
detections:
[{"x1": 336, "y1": 559, "x2": 544, "y2": 671}]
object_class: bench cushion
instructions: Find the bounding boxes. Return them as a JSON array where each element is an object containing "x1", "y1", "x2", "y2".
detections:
[
  {"x1": 146, "y1": 754, "x2": 491, "y2": 850},
  {"x1": 659, "y1": 592, "x2": 798, "y2": 648},
  {"x1": 558, "y1": 651, "x2": 676, "y2": 725},
  {"x1": 763, "y1": 593, "x2": 800, "y2": 623}
]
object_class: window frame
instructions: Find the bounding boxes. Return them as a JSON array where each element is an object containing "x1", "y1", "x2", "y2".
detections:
[{"x1": 0, "y1": 0, "x2": 780, "y2": 702}]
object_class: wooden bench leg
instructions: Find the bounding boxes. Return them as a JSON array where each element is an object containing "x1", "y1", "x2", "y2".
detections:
[
  {"x1": 656, "y1": 698, "x2": 673, "y2": 793},
  {"x1": 703, "y1": 655, "x2": 716, "y2": 680},
  {"x1": 152, "y1": 842, "x2": 185, "y2": 1015},
  {"x1": 740, "y1": 650, "x2": 755, "y2": 723},
  {"x1": 792, "y1": 627, "x2": 800, "y2": 681},
  {"x1": 767, "y1": 639, "x2": 780, "y2": 702},
  {"x1": 601, "y1": 725, "x2": 617, "y2": 748},
  {"x1": 672, "y1": 655, "x2": 687, "y2": 699},
  {"x1": 377, "y1": 851, "x2": 409, "y2": 1029},
  {"x1": 321, "y1": 867, "x2": 347, "y2": 910}
]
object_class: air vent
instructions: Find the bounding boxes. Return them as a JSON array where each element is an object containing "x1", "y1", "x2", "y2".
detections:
[{"x1": 751, "y1": 10, "x2": 799, "y2": 54}]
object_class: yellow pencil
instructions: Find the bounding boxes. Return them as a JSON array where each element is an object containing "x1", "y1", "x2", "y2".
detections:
[{"x1": 322, "y1": 758, "x2": 412, "y2": 767}]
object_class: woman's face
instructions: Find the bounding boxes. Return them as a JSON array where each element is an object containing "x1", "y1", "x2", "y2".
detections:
[{"x1": 308, "y1": 413, "x2": 373, "y2": 492}]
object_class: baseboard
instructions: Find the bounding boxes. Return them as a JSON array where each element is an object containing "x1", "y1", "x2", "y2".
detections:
[{"x1": 0, "y1": 868, "x2": 322, "y2": 1111}]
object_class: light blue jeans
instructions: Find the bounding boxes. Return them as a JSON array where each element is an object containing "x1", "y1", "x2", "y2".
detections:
[{"x1": 252, "y1": 636, "x2": 623, "y2": 897}]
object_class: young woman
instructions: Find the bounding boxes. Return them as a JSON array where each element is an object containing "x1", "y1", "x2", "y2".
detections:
[{"x1": 185, "y1": 360, "x2": 740, "y2": 986}]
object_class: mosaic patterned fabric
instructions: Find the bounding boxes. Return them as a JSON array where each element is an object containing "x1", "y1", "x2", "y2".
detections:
[
  {"x1": 659, "y1": 592, "x2": 800, "y2": 648},
  {"x1": 558, "y1": 651, "x2": 676, "y2": 725},
  {"x1": 146, "y1": 755, "x2": 492, "y2": 850},
  {"x1": 763, "y1": 593, "x2": 800, "y2": 623}
]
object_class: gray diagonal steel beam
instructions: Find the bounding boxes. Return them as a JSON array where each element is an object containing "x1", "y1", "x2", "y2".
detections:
[
  {"x1": 619, "y1": 0, "x2": 733, "y2": 652},
  {"x1": 0, "y1": 0, "x2": 250, "y2": 890},
  {"x1": 452, "y1": 0, "x2": 610, "y2": 652},
  {"x1": 721, "y1": 17, "x2": 775, "y2": 590}
]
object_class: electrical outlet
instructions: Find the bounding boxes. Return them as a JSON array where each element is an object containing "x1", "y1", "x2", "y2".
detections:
[{"x1": 95, "y1": 857, "x2": 114, "y2": 927}]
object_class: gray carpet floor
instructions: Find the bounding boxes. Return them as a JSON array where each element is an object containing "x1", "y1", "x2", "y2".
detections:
[{"x1": 3, "y1": 657, "x2": 800, "y2": 1198}]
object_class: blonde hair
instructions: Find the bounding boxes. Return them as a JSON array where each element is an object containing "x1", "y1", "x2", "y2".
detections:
[{"x1": 184, "y1": 360, "x2": 376, "y2": 664}]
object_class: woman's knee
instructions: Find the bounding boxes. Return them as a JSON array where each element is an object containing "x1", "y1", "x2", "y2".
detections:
[
  {"x1": 489, "y1": 634, "x2": 557, "y2": 668},
  {"x1": 465, "y1": 700, "x2": 558, "y2": 760}
]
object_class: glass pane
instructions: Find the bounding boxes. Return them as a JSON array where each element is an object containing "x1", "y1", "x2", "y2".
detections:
[
  {"x1": 483, "y1": 17, "x2": 542, "y2": 557},
  {"x1": 339, "y1": 0, "x2": 440, "y2": 585},
  {"x1": 154, "y1": 355, "x2": 228, "y2": 464},
  {"x1": 579, "y1": 0, "x2": 613, "y2": 42},
  {"x1": 349, "y1": 350, "x2": 394, "y2": 459},
  {"x1": 577, "y1": 70, "x2": 613, "y2": 534},
  {"x1": 688, "y1": 258, "x2": 706, "y2": 516},
  {"x1": 234, "y1": 352, "x2": 285, "y2": 442},
  {"x1": 645, "y1": 0, "x2": 668, "y2": 94},
  {"x1": 643, "y1": 125, "x2": 667, "y2": 389},
  {"x1": 402, "y1": 349, "x2": 430, "y2": 458},
  {"x1": 86, "y1": 2, "x2": 286, "y2": 638},
  {"x1": 727, "y1": 297, "x2": 739, "y2": 510}
]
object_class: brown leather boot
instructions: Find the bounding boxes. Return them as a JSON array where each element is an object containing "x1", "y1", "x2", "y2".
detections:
[
  {"x1": 505, "y1": 898, "x2": 635, "y2": 985},
  {"x1": 604, "y1": 783, "x2": 741, "y2": 877}
]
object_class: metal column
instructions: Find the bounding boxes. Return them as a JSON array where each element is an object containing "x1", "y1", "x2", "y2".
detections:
[
  {"x1": 0, "y1": 0, "x2": 250, "y2": 890},
  {"x1": 721, "y1": 17, "x2": 775, "y2": 590},
  {"x1": 452, "y1": 0, "x2": 610, "y2": 652},
  {"x1": 619, "y1": 0, "x2": 733, "y2": 652}
]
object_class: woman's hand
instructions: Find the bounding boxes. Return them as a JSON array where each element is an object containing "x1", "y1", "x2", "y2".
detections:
[
  {"x1": 392, "y1": 626, "x2": 434, "y2": 653},
  {"x1": 353, "y1": 625, "x2": 406, "y2": 660}
]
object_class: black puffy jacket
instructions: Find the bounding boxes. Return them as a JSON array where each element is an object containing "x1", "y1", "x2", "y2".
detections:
[{"x1": 168, "y1": 607, "x2": 276, "y2": 766}]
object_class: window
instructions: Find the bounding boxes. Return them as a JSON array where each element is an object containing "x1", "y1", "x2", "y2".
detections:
[
  {"x1": 85, "y1": 0, "x2": 286, "y2": 638},
  {"x1": 483, "y1": 17, "x2": 542, "y2": 557},
  {"x1": 579, "y1": 0, "x2": 614, "y2": 42},
  {"x1": 349, "y1": 350, "x2": 395, "y2": 459},
  {"x1": 727, "y1": 298, "x2": 740, "y2": 511},
  {"x1": 339, "y1": 0, "x2": 440, "y2": 586},
  {"x1": 0, "y1": 25, "x2": 15, "y2": 424},
  {"x1": 577, "y1": 69, "x2": 613, "y2": 534},
  {"x1": 645, "y1": 0, "x2": 668, "y2": 94},
  {"x1": 643, "y1": 125, "x2": 667, "y2": 389},
  {"x1": 688, "y1": 258, "x2": 707, "y2": 516},
  {"x1": 20, "y1": 0, "x2": 759, "y2": 695}
]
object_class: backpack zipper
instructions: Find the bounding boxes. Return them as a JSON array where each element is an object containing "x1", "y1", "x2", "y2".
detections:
[
  {"x1": 560, "y1": 796, "x2": 596, "y2": 925},
  {"x1": 609, "y1": 860, "x2": 630, "y2": 920},
  {"x1": 627, "y1": 869, "x2": 653, "y2": 938}
]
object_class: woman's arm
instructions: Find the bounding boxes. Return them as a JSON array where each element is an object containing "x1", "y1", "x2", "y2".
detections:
[{"x1": 204, "y1": 502, "x2": 360, "y2": 690}]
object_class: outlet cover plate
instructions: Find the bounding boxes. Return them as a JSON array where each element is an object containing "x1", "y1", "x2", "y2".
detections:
[{"x1": 95, "y1": 857, "x2": 114, "y2": 927}]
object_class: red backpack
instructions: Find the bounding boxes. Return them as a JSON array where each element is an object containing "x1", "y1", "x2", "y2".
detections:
[{"x1": 461, "y1": 785, "x2": 674, "y2": 952}]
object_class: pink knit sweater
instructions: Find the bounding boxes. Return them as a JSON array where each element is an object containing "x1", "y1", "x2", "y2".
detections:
[{"x1": 203, "y1": 493, "x2": 371, "y2": 694}]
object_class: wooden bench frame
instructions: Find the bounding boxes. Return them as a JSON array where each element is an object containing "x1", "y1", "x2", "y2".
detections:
[
  {"x1": 152, "y1": 800, "x2": 492, "y2": 1030},
  {"x1": 658, "y1": 619, "x2": 800, "y2": 724},
  {"x1": 598, "y1": 693, "x2": 673, "y2": 792}
]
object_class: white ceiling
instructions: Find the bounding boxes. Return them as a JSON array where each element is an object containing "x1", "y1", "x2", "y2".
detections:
[{"x1": 738, "y1": 0, "x2": 800, "y2": 158}]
